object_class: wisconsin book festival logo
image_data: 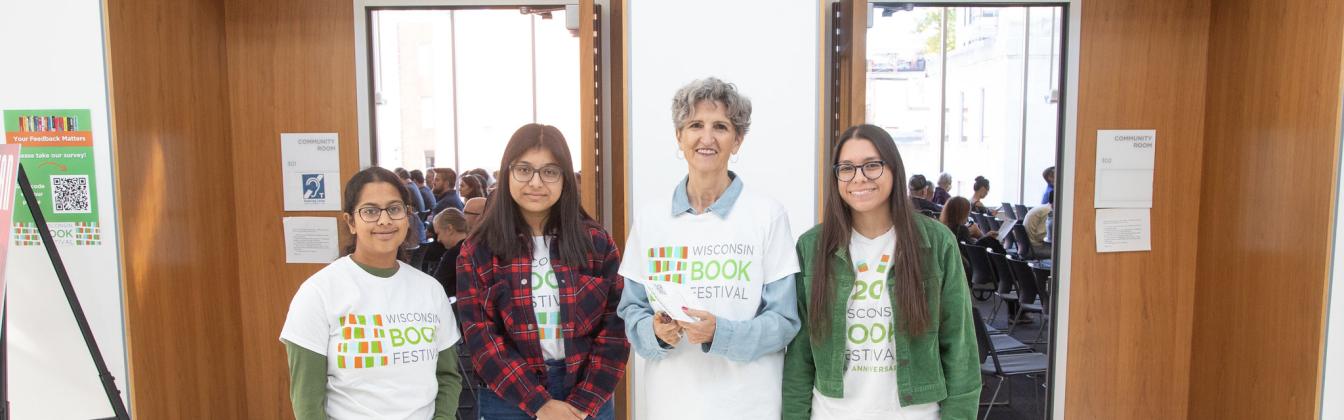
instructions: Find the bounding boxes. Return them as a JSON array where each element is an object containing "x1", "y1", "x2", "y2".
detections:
[{"x1": 302, "y1": 173, "x2": 326, "y2": 202}]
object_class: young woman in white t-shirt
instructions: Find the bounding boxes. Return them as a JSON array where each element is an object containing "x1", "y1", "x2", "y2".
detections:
[
  {"x1": 783, "y1": 124, "x2": 982, "y2": 420},
  {"x1": 456, "y1": 123, "x2": 628, "y2": 420},
  {"x1": 280, "y1": 167, "x2": 463, "y2": 420}
]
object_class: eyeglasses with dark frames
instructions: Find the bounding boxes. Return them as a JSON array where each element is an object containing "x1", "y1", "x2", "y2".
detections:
[
  {"x1": 834, "y1": 161, "x2": 886, "y2": 182},
  {"x1": 510, "y1": 163, "x2": 565, "y2": 184},
  {"x1": 355, "y1": 203, "x2": 408, "y2": 222}
]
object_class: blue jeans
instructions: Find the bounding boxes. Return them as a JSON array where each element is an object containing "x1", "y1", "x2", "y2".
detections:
[{"x1": 477, "y1": 360, "x2": 615, "y2": 420}]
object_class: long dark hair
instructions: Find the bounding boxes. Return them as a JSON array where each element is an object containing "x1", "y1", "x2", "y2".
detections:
[
  {"x1": 341, "y1": 166, "x2": 414, "y2": 259},
  {"x1": 812, "y1": 124, "x2": 929, "y2": 341},
  {"x1": 460, "y1": 174, "x2": 486, "y2": 200},
  {"x1": 470, "y1": 123, "x2": 595, "y2": 267}
]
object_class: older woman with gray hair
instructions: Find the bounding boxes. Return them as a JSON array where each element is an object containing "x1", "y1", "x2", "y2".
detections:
[
  {"x1": 933, "y1": 172, "x2": 952, "y2": 205},
  {"x1": 617, "y1": 77, "x2": 801, "y2": 420}
]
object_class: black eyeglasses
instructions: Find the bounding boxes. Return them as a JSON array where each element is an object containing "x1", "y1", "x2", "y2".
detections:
[
  {"x1": 834, "y1": 161, "x2": 886, "y2": 182},
  {"x1": 355, "y1": 203, "x2": 408, "y2": 222},
  {"x1": 511, "y1": 164, "x2": 564, "y2": 184}
]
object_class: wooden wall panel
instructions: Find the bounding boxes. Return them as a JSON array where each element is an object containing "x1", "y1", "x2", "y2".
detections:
[
  {"x1": 837, "y1": 0, "x2": 866, "y2": 130},
  {"x1": 580, "y1": 0, "x2": 598, "y2": 217},
  {"x1": 1189, "y1": 0, "x2": 1344, "y2": 418},
  {"x1": 222, "y1": 1, "x2": 362, "y2": 419},
  {"x1": 104, "y1": 0, "x2": 248, "y2": 418},
  {"x1": 1063, "y1": 1, "x2": 1211, "y2": 419}
]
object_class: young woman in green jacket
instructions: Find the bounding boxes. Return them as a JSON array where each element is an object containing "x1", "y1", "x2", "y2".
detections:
[{"x1": 782, "y1": 124, "x2": 981, "y2": 420}]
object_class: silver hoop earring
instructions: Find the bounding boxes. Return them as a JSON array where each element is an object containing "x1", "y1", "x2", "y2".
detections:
[
  {"x1": 675, "y1": 147, "x2": 684, "y2": 160},
  {"x1": 730, "y1": 153, "x2": 740, "y2": 164}
]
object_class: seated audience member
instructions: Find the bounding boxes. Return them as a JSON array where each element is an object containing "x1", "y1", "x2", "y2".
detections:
[
  {"x1": 406, "y1": 210, "x2": 427, "y2": 248},
  {"x1": 462, "y1": 197, "x2": 486, "y2": 231},
  {"x1": 410, "y1": 169, "x2": 436, "y2": 217},
  {"x1": 430, "y1": 208, "x2": 468, "y2": 298},
  {"x1": 1024, "y1": 192, "x2": 1054, "y2": 258},
  {"x1": 394, "y1": 167, "x2": 426, "y2": 215},
  {"x1": 460, "y1": 174, "x2": 486, "y2": 201},
  {"x1": 933, "y1": 172, "x2": 952, "y2": 205},
  {"x1": 941, "y1": 196, "x2": 1006, "y2": 253},
  {"x1": 908, "y1": 174, "x2": 943, "y2": 214},
  {"x1": 1041, "y1": 166, "x2": 1056, "y2": 205},
  {"x1": 970, "y1": 176, "x2": 992, "y2": 214},
  {"x1": 466, "y1": 168, "x2": 492, "y2": 186},
  {"x1": 431, "y1": 167, "x2": 464, "y2": 215}
]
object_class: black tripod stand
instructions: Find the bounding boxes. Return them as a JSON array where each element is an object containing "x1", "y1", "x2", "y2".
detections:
[{"x1": 0, "y1": 164, "x2": 129, "y2": 420}]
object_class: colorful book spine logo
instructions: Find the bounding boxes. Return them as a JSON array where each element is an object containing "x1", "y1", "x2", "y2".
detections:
[
  {"x1": 857, "y1": 255, "x2": 892, "y2": 274},
  {"x1": 537, "y1": 311, "x2": 563, "y2": 340},
  {"x1": 14, "y1": 115, "x2": 78, "y2": 132},
  {"x1": 337, "y1": 314, "x2": 389, "y2": 369},
  {"x1": 646, "y1": 246, "x2": 689, "y2": 284}
]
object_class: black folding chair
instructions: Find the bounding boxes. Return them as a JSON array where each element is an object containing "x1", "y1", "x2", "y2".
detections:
[
  {"x1": 455, "y1": 342, "x2": 481, "y2": 420},
  {"x1": 985, "y1": 250, "x2": 1018, "y2": 324},
  {"x1": 1011, "y1": 224, "x2": 1041, "y2": 261},
  {"x1": 961, "y1": 243, "x2": 999, "y2": 302},
  {"x1": 971, "y1": 212, "x2": 993, "y2": 233},
  {"x1": 1006, "y1": 256, "x2": 1046, "y2": 339},
  {"x1": 1030, "y1": 265, "x2": 1054, "y2": 343},
  {"x1": 973, "y1": 307, "x2": 1048, "y2": 420},
  {"x1": 408, "y1": 245, "x2": 428, "y2": 270}
]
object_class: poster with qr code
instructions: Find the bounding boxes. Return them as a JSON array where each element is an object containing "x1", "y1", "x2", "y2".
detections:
[{"x1": 3, "y1": 109, "x2": 102, "y2": 246}]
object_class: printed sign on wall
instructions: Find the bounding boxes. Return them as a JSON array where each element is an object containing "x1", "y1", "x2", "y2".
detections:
[
  {"x1": 281, "y1": 133, "x2": 341, "y2": 211},
  {"x1": 3, "y1": 109, "x2": 101, "y2": 246}
]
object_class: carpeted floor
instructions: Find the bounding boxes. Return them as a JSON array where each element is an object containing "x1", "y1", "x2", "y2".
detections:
[{"x1": 973, "y1": 295, "x2": 1053, "y2": 420}]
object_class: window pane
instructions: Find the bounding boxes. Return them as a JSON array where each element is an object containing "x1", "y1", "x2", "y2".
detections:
[
  {"x1": 373, "y1": 10, "x2": 457, "y2": 170},
  {"x1": 453, "y1": 10, "x2": 534, "y2": 173},
  {"x1": 942, "y1": 7, "x2": 1026, "y2": 206},
  {"x1": 533, "y1": 11, "x2": 583, "y2": 170},
  {"x1": 372, "y1": 9, "x2": 582, "y2": 178},
  {"x1": 1022, "y1": 7, "x2": 1064, "y2": 206},
  {"x1": 866, "y1": 7, "x2": 945, "y2": 184}
]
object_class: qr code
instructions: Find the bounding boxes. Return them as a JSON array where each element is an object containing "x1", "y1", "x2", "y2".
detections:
[{"x1": 52, "y1": 175, "x2": 92, "y2": 214}]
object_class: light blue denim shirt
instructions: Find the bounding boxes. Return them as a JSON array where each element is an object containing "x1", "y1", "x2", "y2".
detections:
[{"x1": 617, "y1": 172, "x2": 801, "y2": 362}]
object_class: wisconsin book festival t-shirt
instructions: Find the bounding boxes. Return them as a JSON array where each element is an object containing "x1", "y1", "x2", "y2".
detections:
[
  {"x1": 619, "y1": 186, "x2": 799, "y2": 420},
  {"x1": 811, "y1": 229, "x2": 938, "y2": 420},
  {"x1": 531, "y1": 236, "x2": 565, "y2": 361},
  {"x1": 280, "y1": 256, "x2": 461, "y2": 420}
]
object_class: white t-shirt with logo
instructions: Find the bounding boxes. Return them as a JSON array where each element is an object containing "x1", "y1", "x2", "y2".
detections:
[
  {"x1": 280, "y1": 256, "x2": 461, "y2": 420},
  {"x1": 811, "y1": 229, "x2": 939, "y2": 420},
  {"x1": 531, "y1": 236, "x2": 565, "y2": 361},
  {"x1": 619, "y1": 187, "x2": 799, "y2": 420}
]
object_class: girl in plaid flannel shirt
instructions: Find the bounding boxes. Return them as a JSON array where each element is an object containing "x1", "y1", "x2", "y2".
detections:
[{"x1": 457, "y1": 124, "x2": 629, "y2": 420}]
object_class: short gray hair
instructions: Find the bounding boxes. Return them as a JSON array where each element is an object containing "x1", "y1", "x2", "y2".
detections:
[
  {"x1": 938, "y1": 172, "x2": 952, "y2": 186},
  {"x1": 671, "y1": 77, "x2": 752, "y2": 135}
]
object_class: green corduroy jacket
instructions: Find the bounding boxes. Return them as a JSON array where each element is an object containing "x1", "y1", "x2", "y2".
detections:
[{"x1": 782, "y1": 216, "x2": 982, "y2": 420}]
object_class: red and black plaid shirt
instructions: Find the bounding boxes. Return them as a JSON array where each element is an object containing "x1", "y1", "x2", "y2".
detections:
[{"x1": 456, "y1": 223, "x2": 629, "y2": 417}]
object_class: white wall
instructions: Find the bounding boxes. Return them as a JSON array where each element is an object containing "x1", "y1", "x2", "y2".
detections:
[
  {"x1": 626, "y1": 1, "x2": 819, "y2": 235},
  {"x1": 0, "y1": 0, "x2": 130, "y2": 418}
]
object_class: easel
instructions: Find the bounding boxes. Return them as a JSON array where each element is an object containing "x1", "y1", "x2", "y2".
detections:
[{"x1": 0, "y1": 164, "x2": 129, "y2": 420}]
